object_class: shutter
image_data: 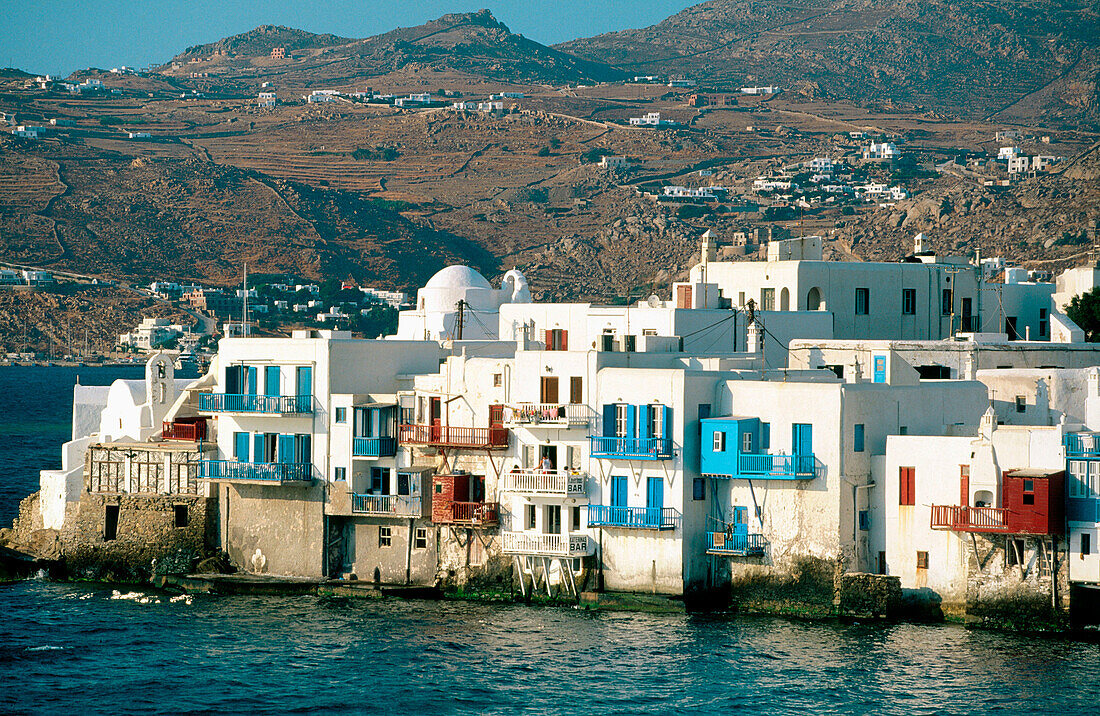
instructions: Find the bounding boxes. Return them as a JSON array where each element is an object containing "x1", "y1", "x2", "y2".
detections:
[
  {"x1": 761, "y1": 422, "x2": 770, "y2": 449},
  {"x1": 234, "y1": 432, "x2": 249, "y2": 461},
  {"x1": 253, "y1": 434, "x2": 264, "y2": 463},
  {"x1": 278, "y1": 434, "x2": 295, "y2": 463},
  {"x1": 247, "y1": 366, "x2": 258, "y2": 395},
  {"x1": 523, "y1": 445, "x2": 535, "y2": 468},
  {"x1": 567, "y1": 445, "x2": 579, "y2": 471},
  {"x1": 297, "y1": 434, "x2": 311, "y2": 464},
  {"x1": 661, "y1": 406, "x2": 672, "y2": 440},
  {"x1": 627, "y1": 405, "x2": 638, "y2": 440},
  {"x1": 560, "y1": 330, "x2": 568, "y2": 351},
  {"x1": 541, "y1": 329, "x2": 549, "y2": 348},
  {"x1": 603, "y1": 404, "x2": 616, "y2": 437},
  {"x1": 570, "y1": 376, "x2": 582, "y2": 404}
]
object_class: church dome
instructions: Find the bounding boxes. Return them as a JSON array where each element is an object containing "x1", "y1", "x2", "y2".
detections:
[{"x1": 424, "y1": 265, "x2": 492, "y2": 291}]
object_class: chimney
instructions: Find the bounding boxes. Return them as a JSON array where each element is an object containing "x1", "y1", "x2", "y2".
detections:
[
  {"x1": 914, "y1": 232, "x2": 925, "y2": 254},
  {"x1": 701, "y1": 229, "x2": 717, "y2": 263}
]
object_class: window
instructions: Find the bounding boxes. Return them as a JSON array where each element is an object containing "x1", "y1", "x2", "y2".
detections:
[
  {"x1": 761, "y1": 423, "x2": 770, "y2": 449},
  {"x1": 854, "y1": 424, "x2": 865, "y2": 453},
  {"x1": 570, "y1": 376, "x2": 583, "y2": 404},
  {"x1": 335, "y1": 407, "x2": 347, "y2": 424},
  {"x1": 916, "y1": 551, "x2": 929, "y2": 570},
  {"x1": 858, "y1": 510, "x2": 870, "y2": 531},
  {"x1": 761, "y1": 288, "x2": 775, "y2": 311},
  {"x1": 615, "y1": 404, "x2": 630, "y2": 437},
  {"x1": 571, "y1": 506, "x2": 581, "y2": 531},
  {"x1": 899, "y1": 466, "x2": 916, "y2": 506},
  {"x1": 1015, "y1": 396, "x2": 1026, "y2": 413},
  {"x1": 1039, "y1": 308, "x2": 1048, "y2": 337},
  {"x1": 396, "y1": 472, "x2": 410, "y2": 496},
  {"x1": 334, "y1": 467, "x2": 346, "y2": 481},
  {"x1": 174, "y1": 505, "x2": 189, "y2": 528},
  {"x1": 623, "y1": 335, "x2": 636, "y2": 352},
  {"x1": 1006, "y1": 538, "x2": 1026, "y2": 566},
  {"x1": 370, "y1": 467, "x2": 390, "y2": 494},
  {"x1": 546, "y1": 328, "x2": 568, "y2": 351},
  {"x1": 941, "y1": 288, "x2": 952, "y2": 316},
  {"x1": 104, "y1": 505, "x2": 119, "y2": 541},
  {"x1": 525, "y1": 504, "x2": 537, "y2": 530},
  {"x1": 648, "y1": 405, "x2": 664, "y2": 440},
  {"x1": 379, "y1": 526, "x2": 391, "y2": 548},
  {"x1": 855, "y1": 287, "x2": 869, "y2": 315},
  {"x1": 901, "y1": 288, "x2": 916, "y2": 315},
  {"x1": 545, "y1": 505, "x2": 562, "y2": 535},
  {"x1": 642, "y1": 328, "x2": 657, "y2": 336},
  {"x1": 414, "y1": 528, "x2": 428, "y2": 550},
  {"x1": 1082, "y1": 533, "x2": 1092, "y2": 557},
  {"x1": 741, "y1": 431, "x2": 753, "y2": 453},
  {"x1": 1022, "y1": 479, "x2": 1035, "y2": 506},
  {"x1": 713, "y1": 431, "x2": 726, "y2": 452},
  {"x1": 692, "y1": 477, "x2": 706, "y2": 501},
  {"x1": 493, "y1": 373, "x2": 502, "y2": 387}
]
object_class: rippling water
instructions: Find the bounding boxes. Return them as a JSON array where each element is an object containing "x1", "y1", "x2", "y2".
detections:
[{"x1": 3, "y1": 367, "x2": 1100, "y2": 715}]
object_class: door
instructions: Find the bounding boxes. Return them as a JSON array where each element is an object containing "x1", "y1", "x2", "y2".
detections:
[
  {"x1": 676, "y1": 285, "x2": 692, "y2": 309},
  {"x1": 960, "y1": 465, "x2": 970, "y2": 506},
  {"x1": 545, "y1": 505, "x2": 561, "y2": 535},
  {"x1": 234, "y1": 432, "x2": 250, "y2": 461},
  {"x1": 610, "y1": 476, "x2": 627, "y2": 507},
  {"x1": 793, "y1": 423, "x2": 812, "y2": 473},
  {"x1": 1005, "y1": 317, "x2": 1019, "y2": 340},
  {"x1": 264, "y1": 366, "x2": 280, "y2": 396},
  {"x1": 278, "y1": 434, "x2": 295, "y2": 464},
  {"x1": 732, "y1": 506, "x2": 748, "y2": 536},
  {"x1": 429, "y1": 397, "x2": 442, "y2": 441},
  {"x1": 646, "y1": 476, "x2": 663, "y2": 511},
  {"x1": 539, "y1": 445, "x2": 558, "y2": 470},
  {"x1": 570, "y1": 376, "x2": 583, "y2": 404},
  {"x1": 961, "y1": 298, "x2": 973, "y2": 331},
  {"x1": 295, "y1": 366, "x2": 312, "y2": 411},
  {"x1": 540, "y1": 376, "x2": 559, "y2": 404},
  {"x1": 872, "y1": 355, "x2": 886, "y2": 383}
]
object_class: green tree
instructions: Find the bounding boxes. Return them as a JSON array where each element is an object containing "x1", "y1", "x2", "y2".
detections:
[{"x1": 1067, "y1": 289, "x2": 1100, "y2": 342}]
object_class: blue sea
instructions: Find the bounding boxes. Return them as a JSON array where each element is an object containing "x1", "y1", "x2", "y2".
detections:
[{"x1": 2, "y1": 366, "x2": 1100, "y2": 715}]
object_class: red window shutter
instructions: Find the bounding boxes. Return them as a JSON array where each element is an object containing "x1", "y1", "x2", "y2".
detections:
[
  {"x1": 560, "y1": 329, "x2": 568, "y2": 351},
  {"x1": 899, "y1": 467, "x2": 915, "y2": 506}
]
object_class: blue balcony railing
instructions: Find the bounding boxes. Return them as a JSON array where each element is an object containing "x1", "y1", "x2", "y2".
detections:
[
  {"x1": 589, "y1": 436, "x2": 673, "y2": 460},
  {"x1": 736, "y1": 453, "x2": 817, "y2": 479},
  {"x1": 199, "y1": 459, "x2": 312, "y2": 483},
  {"x1": 1067, "y1": 497, "x2": 1100, "y2": 523},
  {"x1": 587, "y1": 505, "x2": 679, "y2": 530},
  {"x1": 352, "y1": 436, "x2": 397, "y2": 458},
  {"x1": 1065, "y1": 433, "x2": 1100, "y2": 457},
  {"x1": 199, "y1": 393, "x2": 312, "y2": 414},
  {"x1": 705, "y1": 531, "x2": 767, "y2": 556}
]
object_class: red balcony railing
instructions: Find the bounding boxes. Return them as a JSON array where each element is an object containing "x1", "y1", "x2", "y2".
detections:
[
  {"x1": 162, "y1": 418, "x2": 207, "y2": 441},
  {"x1": 442, "y1": 501, "x2": 499, "y2": 525},
  {"x1": 398, "y1": 424, "x2": 509, "y2": 449},
  {"x1": 930, "y1": 505, "x2": 1010, "y2": 532}
]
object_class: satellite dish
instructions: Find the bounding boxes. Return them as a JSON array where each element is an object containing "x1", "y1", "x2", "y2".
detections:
[{"x1": 647, "y1": 294, "x2": 661, "y2": 308}]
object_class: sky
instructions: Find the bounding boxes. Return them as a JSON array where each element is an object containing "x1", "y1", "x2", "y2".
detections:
[{"x1": 1, "y1": 1, "x2": 701, "y2": 76}]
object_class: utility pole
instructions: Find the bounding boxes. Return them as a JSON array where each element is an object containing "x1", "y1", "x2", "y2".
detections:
[{"x1": 455, "y1": 299, "x2": 465, "y2": 340}]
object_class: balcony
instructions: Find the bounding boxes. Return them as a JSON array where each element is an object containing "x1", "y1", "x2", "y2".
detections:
[
  {"x1": 1065, "y1": 433, "x2": 1100, "y2": 457},
  {"x1": 706, "y1": 531, "x2": 767, "y2": 556},
  {"x1": 587, "y1": 505, "x2": 680, "y2": 530},
  {"x1": 351, "y1": 494, "x2": 422, "y2": 518},
  {"x1": 501, "y1": 469, "x2": 587, "y2": 499},
  {"x1": 200, "y1": 459, "x2": 312, "y2": 483},
  {"x1": 504, "y1": 403, "x2": 590, "y2": 427},
  {"x1": 352, "y1": 436, "x2": 397, "y2": 458},
  {"x1": 436, "y1": 501, "x2": 500, "y2": 526},
  {"x1": 930, "y1": 505, "x2": 1010, "y2": 533},
  {"x1": 399, "y1": 424, "x2": 509, "y2": 449},
  {"x1": 589, "y1": 436, "x2": 673, "y2": 461},
  {"x1": 199, "y1": 393, "x2": 312, "y2": 414},
  {"x1": 732, "y1": 453, "x2": 817, "y2": 479},
  {"x1": 501, "y1": 531, "x2": 593, "y2": 557},
  {"x1": 162, "y1": 418, "x2": 207, "y2": 441}
]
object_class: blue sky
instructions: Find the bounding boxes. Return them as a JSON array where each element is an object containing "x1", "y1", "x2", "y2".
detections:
[{"x1": 2, "y1": 1, "x2": 700, "y2": 76}]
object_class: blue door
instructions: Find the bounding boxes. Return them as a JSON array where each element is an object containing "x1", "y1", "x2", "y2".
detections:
[
  {"x1": 793, "y1": 423, "x2": 812, "y2": 455},
  {"x1": 278, "y1": 434, "x2": 295, "y2": 463},
  {"x1": 873, "y1": 355, "x2": 886, "y2": 383},
  {"x1": 234, "y1": 432, "x2": 250, "y2": 461},
  {"x1": 295, "y1": 366, "x2": 312, "y2": 411},
  {"x1": 610, "y1": 476, "x2": 627, "y2": 507},
  {"x1": 732, "y1": 506, "x2": 748, "y2": 536},
  {"x1": 246, "y1": 366, "x2": 258, "y2": 395},
  {"x1": 265, "y1": 366, "x2": 280, "y2": 396}
]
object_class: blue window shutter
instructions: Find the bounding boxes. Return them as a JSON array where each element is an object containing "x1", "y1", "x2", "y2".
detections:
[
  {"x1": 661, "y1": 405, "x2": 672, "y2": 440},
  {"x1": 647, "y1": 476, "x2": 663, "y2": 510},
  {"x1": 296, "y1": 434, "x2": 311, "y2": 464},
  {"x1": 761, "y1": 422, "x2": 770, "y2": 449},
  {"x1": 265, "y1": 366, "x2": 280, "y2": 396},
  {"x1": 296, "y1": 366, "x2": 312, "y2": 396},
  {"x1": 626, "y1": 405, "x2": 637, "y2": 440},
  {"x1": 234, "y1": 432, "x2": 249, "y2": 461},
  {"x1": 253, "y1": 434, "x2": 265, "y2": 463},
  {"x1": 603, "y1": 404, "x2": 616, "y2": 437},
  {"x1": 247, "y1": 366, "x2": 258, "y2": 395},
  {"x1": 611, "y1": 476, "x2": 627, "y2": 507},
  {"x1": 278, "y1": 434, "x2": 295, "y2": 463}
]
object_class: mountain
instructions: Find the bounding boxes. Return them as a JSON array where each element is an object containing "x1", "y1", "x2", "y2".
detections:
[
  {"x1": 557, "y1": 0, "x2": 1100, "y2": 125},
  {"x1": 163, "y1": 11, "x2": 623, "y2": 86}
]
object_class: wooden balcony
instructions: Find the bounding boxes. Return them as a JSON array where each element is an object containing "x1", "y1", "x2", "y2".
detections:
[
  {"x1": 930, "y1": 505, "x2": 1010, "y2": 533},
  {"x1": 589, "y1": 436, "x2": 673, "y2": 460},
  {"x1": 162, "y1": 418, "x2": 207, "y2": 441},
  {"x1": 351, "y1": 494, "x2": 422, "y2": 518},
  {"x1": 434, "y1": 500, "x2": 499, "y2": 526},
  {"x1": 352, "y1": 436, "x2": 397, "y2": 458},
  {"x1": 503, "y1": 403, "x2": 590, "y2": 427},
  {"x1": 501, "y1": 469, "x2": 587, "y2": 499},
  {"x1": 501, "y1": 531, "x2": 593, "y2": 557},
  {"x1": 398, "y1": 424, "x2": 509, "y2": 449}
]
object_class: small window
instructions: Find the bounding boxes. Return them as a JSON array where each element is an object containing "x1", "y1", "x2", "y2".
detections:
[
  {"x1": 916, "y1": 551, "x2": 929, "y2": 570},
  {"x1": 435, "y1": 482, "x2": 443, "y2": 494},
  {"x1": 174, "y1": 504, "x2": 189, "y2": 528},
  {"x1": 414, "y1": 527, "x2": 428, "y2": 550},
  {"x1": 901, "y1": 288, "x2": 916, "y2": 315},
  {"x1": 713, "y1": 431, "x2": 726, "y2": 452},
  {"x1": 692, "y1": 477, "x2": 706, "y2": 501},
  {"x1": 858, "y1": 510, "x2": 870, "y2": 531},
  {"x1": 854, "y1": 424, "x2": 865, "y2": 453},
  {"x1": 334, "y1": 467, "x2": 346, "y2": 481},
  {"x1": 741, "y1": 431, "x2": 752, "y2": 453},
  {"x1": 1082, "y1": 533, "x2": 1092, "y2": 557},
  {"x1": 855, "y1": 287, "x2": 869, "y2": 315},
  {"x1": 335, "y1": 407, "x2": 347, "y2": 424},
  {"x1": 104, "y1": 505, "x2": 119, "y2": 541},
  {"x1": 379, "y1": 526, "x2": 392, "y2": 547},
  {"x1": 942, "y1": 289, "x2": 952, "y2": 316},
  {"x1": 493, "y1": 373, "x2": 502, "y2": 387},
  {"x1": 525, "y1": 504, "x2": 537, "y2": 530},
  {"x1": 642, "y1": 328, "x2": 657, "y2": 336},
  {"x1": 571, "y1": 506, "x2": 581, "y2": 531},
  {"x1": 1015, "y1": 396, "x2": 1026, "y2": 413},
  {"x1": 1022, "y1": 479, "x2": 1035, "y2": 505}
]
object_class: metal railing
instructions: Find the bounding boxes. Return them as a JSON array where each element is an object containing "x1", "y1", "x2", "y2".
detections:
[
  {"x1": 587, "y1": 505, "x2": 680, "y2": 530},
  {"x1": 199, "y1": 393, "x2": 312, "y2": 414},
  {"x1": 162, "y1": 419, "x2": 206, "y2": 441},
  {"x1": 351, "y1": 494, "x2": 421, "y2": 517},
  {"x1": 1065, "y1": 433, "x2": 1100, "y2": 457},
  {"x1": 589, "y1": 436, "x2": 673, "y2": 460},
  {"x1": 399, "y1": 424, "x2": 509, "y2": 449},
  {"x1": 705, "y1": 531, "x2": 768, "y2": 556},
  {"x1": 199, "y1": 460, "x2": 312, "y2": 483},
  {"x1": 737, "y1": 453, "x2": 817, "y2": 478},
  {"x1": 352, "y1": 436, "x2": 397, "y2": 457},
  {"x1": 504, "y1": 403, "x2": 590, "y2": 426},
  {"x1": 443, "y1": 501, "x2": 500, "y2": 525},
  {"x1": 501, "y1": 531, "x2": 592, "y2": 556},
  {"x1": 930, "y1": 504, "x2": 1009, "y2": 532},
  {"x1": 501, "y1": 469, "x2": 586, "y2": 497}
]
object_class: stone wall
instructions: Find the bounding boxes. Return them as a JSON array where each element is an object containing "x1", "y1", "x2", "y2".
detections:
[{"x1": 964, "y1": 533, "x2": 1069, "y2": 630}]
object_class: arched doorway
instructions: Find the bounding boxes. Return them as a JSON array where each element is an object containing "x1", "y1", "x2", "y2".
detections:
[
  {"x1": 806, "y1": 287, "x2": 825, "y2": 311},
  {"x1": 780, "y1": 287, "x2": 790, "y2": 311}
]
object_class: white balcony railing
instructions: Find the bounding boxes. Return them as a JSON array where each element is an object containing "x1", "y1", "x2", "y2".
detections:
[
  {"x1": 503, "y1": 403, "x2": 590, "y2": 427},
  {"x1": 501, "y1": 531, "x2": 592, "y2": 557},
  {"x1": 501, "y1": 469, "x2": 587, "y2": 498}
]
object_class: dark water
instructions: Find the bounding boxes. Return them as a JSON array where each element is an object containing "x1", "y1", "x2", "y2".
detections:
[{"x1": 3, "y1": 367, "x2": 1100, "y2": 715}]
